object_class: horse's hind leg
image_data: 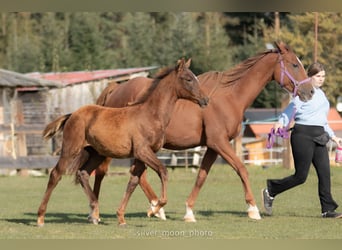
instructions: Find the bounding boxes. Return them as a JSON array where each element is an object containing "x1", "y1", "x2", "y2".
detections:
[
  {"x1": 76, "y1": 147, "x2": 106, "y2": 224},
  {"x1": 37, "y1": 157, "x2": 70, "y2": 227}
]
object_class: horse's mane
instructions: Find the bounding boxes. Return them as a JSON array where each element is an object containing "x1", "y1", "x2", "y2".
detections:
[
  {"x1": 220, "y1": 49, "x2": 277, "y2": 86},
  {"x1": 129, "y1": 66, "x2": 175, "y2": 105}
]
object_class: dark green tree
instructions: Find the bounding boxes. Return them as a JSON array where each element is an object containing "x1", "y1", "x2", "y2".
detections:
[{"x1": 68, "y1": 12, "x2": 106, "y2": 71}]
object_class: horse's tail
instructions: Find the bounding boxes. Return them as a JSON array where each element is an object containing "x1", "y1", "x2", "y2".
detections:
[
  {"x1": 43, "y1": 114, "x2": 72, "y2": 140},
  {"x1": 96, "y1": 80, "x2": 119, "y2": 106}
]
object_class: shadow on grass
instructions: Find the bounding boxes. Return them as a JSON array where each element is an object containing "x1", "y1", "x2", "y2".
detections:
[
  {"x1": 2, "y1": 211, "x2": 176, "y2": 226},
  {"x1": 197, "y1": 209, "x2": 246, "y2": 218}
]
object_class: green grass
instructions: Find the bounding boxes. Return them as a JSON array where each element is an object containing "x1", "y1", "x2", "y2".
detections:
[{"x1": 1, "y1": 164, "x2": 342, "y2": 239}]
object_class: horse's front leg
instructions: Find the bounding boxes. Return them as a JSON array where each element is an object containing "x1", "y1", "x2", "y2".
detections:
[
  {"x1": 136, "y1": 149, "x2": 168, "y2": 218},
  {"x1": 184, "y1": 148, "x2": 217, "y2": 222},
  {"x1": 116, "y1": 159, "x2": 147, "y2": 226},
  {"x1": 209, "y1": 138, "x2": 261, "y2": 220},
  {"x1": 138, "y1": 165, "x2": 166, "y2": 220}
]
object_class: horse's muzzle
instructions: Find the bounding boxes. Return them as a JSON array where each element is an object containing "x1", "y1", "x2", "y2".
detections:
[{"x1": 199, "y1": 97, "x2": 209, "y2": 108}]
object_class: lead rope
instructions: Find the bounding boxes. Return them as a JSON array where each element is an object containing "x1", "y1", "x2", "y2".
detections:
[{"x1": 266, "y1": 107, "x2": 296, "y2": 149}]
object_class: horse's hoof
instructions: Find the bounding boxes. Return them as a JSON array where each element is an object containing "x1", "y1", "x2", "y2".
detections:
[
  {"x1": 154, "y1": 207, "x2": 166, "y2": 220},
  {"x1": 147, "y1": 208, "x2": 153, "y2": 218},
  {"x1": 37, "y1": 217, "x2": 45, "y2": 227},
  {"x1": 88, "y1": 215, "x2": 100, "y2": 225},
  {"x1": 118, "y1": 222, "x2": 127, "y2": 227},
  {"x1": 248, "y1": 211, "x2": 262, "y2": 220},
  {"x1": 183, "y1": 215, "x2": 197, "y2": 222},
  {"x1": 247, "y1": 205, "x2": 262, "y2": 220}
]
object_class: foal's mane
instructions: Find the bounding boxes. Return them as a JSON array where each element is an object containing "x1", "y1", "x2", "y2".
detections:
[
  {"x1": 130, "y1": 66, "x2": 175, "y2": 105},
  {"x1": 221, "y1": 49, "x2": 277, "y2": 87}
]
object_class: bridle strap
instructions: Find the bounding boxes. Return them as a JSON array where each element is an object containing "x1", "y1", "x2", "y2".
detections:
[
  {"x1": 278, "y1": 54, "x2": 311, "y2": 97},
  {"x1": 267, "y1": 54, "x2": 310, "y2": 148}
]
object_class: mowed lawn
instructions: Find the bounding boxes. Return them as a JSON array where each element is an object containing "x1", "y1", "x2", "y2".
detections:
[{"x1": 1, "y1": 163, "x2": 342, "y2": 239}]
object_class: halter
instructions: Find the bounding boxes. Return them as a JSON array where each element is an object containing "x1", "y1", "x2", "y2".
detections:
[
  {"x1": 266, "y1": 54, "x2": 311, "y2": 148},
  {"x1": 278, "y1": 53, "x2": 311, "y2": 97}
]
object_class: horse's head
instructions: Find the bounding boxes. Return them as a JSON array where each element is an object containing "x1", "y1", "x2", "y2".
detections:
[
  {"x1": 273, "y1": 41, "x2": 314, "y2": 102},
  {"x1": 175, "y1": 58, "x2": 209, "y2": 107}
]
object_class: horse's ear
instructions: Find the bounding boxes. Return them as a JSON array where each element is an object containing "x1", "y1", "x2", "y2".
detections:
[
  {"x1": 176, "y1": 58, "x2": 186, "y2": 71},
  {"x1": 185, "y1": 58, "x2": 192, "y2": 68},
  {"x1": 274, "y1": 41, "x2": 288, "y2": 54}
]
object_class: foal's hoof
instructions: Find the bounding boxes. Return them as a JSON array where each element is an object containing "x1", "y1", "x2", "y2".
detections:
[
  {"x1": 154, "y1": 207, "x2": 166, "y2": 220},
  {"x1": 88, "y1": 215, "x2": 101, "y2": 225},
  {"x1": 147, "y1": 208, "x2": 154, "y2": 218},
  {"x1": 37, "y1": 217, "x2": 45, "y2": 227},
  {"x1": 118, "y1": 222, "x2": 127, "y2": 227}
]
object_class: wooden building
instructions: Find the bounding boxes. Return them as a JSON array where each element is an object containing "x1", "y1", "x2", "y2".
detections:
[{"x1": 0, "y1": 69, "x2": 61, "y2": 169}]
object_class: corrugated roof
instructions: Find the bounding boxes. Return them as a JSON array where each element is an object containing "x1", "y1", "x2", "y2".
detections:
[
  {"x1": 25, "y1": 66, "x2": 158, "y2": 86},
  {"x1": 0, "y1": 69, "x2": 61, "y2": 88}
]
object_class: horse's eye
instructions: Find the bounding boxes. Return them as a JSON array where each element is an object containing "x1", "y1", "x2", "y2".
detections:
[{"x1": 293, "y1": 64, "x2": 298, "y2": 68}]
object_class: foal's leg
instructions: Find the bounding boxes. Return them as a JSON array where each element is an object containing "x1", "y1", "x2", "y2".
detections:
[
  {"x1": 116, "y1": 149, "x2": 168, "y2": 225},
  {"x1": 93, "y1": 157, "x2": 111, "y2": 199},
  {"x1": 93, "y1": 158, "x2": 164, "y2": 220},
  {"x1": 209, "y1": 139, "x2": 261, "y2": 220},
  {"x1": 138, "y1": 164, "x2": 166, "y2": 220},
  {"x1": 184, "y1": 148, "x2": 218, "y2": 222},
  {"x1": 137, "y1": 151, "x2": 169, "y2": 214},
  {"x1": 116, "y1": 159, "x2": 147, "y2": 225},
  {"x1": 76, "y1": 147, "x2": 106, "y2": 224},
  {"x1": 37, "y1": 157, "x2": 71, "y2": 227}
]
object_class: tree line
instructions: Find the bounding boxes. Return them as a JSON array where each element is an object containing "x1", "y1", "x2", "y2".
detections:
[{"x1": 0, "y1": 12, "x2": 341, "y2": 108}]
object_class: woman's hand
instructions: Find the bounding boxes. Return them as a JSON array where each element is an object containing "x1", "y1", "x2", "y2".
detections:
[{"x1": 273, "y1": 122, "x2": 283, "y2": 132}]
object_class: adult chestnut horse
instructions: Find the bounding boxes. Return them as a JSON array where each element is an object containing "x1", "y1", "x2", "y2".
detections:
[
  {"x1": 90, "y1": 41, "x2": 314, "y2": 223},
  {"x1": 37, "y1": 59, "x2": 209, "y2": 226}
]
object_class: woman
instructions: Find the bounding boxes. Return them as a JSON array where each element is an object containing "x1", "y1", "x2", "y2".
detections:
[{"x1": 262, "y1": 62, "x2": 342, "y2": 218}]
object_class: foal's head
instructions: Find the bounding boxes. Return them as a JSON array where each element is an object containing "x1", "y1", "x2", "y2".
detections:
[{"x1": 174, "y1": 58, "x2": 209, "y2": 107}]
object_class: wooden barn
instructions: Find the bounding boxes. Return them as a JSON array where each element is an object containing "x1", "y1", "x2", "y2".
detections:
[
  {"x1": 0, "y1": 69, "x2": 61, "y2": 170},
  {"x1": 0, "y1": 67, "x2": 156, "y2": 170}
]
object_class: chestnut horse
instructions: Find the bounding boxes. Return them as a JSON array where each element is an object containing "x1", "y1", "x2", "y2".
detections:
[
  {"x1": 89, "y1": 41, "x2": 314, "y2": 223},
  {"x1": 36, "y1": 59, "x2": 209, "y2": 226}
]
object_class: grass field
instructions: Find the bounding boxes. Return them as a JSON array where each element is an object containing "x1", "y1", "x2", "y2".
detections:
[{"x1": 1, "y1": 164, "x2": 342, "y2": 239}]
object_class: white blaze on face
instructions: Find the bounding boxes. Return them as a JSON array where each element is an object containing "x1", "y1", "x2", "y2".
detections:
[{"x1": 296, "y1": 56, "x2": 303, "y2": 68}]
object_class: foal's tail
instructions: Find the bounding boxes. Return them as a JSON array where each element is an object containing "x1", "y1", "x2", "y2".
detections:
[{"x1": 43, "y1": 114, "x2": 72, "y2": 140}]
